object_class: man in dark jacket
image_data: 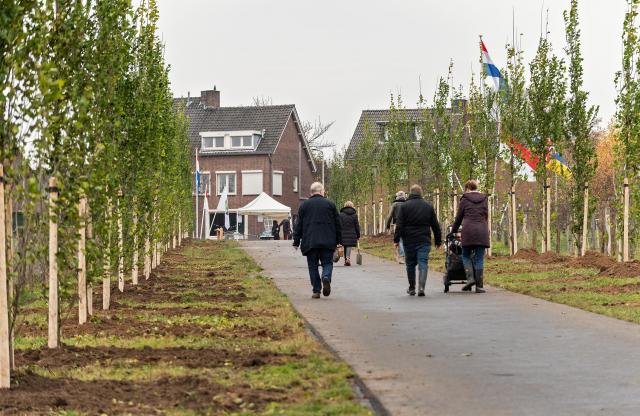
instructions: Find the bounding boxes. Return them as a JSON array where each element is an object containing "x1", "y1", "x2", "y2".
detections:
[
  {"x1": 385, "y1": 191, "x2": 406, "y2": 263},
  {"x1": 451, "y1": 179, "x2": 489, "y2": 293},
  {"x1": 394, "y1": 184, "x2": 442, "y2": 296},
  {"x1": 293, "y1": 182, "x2": 343, "y2": 298}
]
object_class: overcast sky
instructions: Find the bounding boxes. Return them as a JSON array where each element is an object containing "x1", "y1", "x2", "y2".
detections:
[{"x1": 157, "y1": 0, "x2": 627, "y2": 151}]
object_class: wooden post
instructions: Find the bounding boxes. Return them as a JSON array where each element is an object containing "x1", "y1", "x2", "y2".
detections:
[
  {"x1": 605, "y1": 206, "x2": 612, "y2": 256},
  {"x1": 117, "y1": 190, "x2": 124, "y2": 292},
  {"x1": 487, "y1": 194, "x2": 493, "y2": 257},
  {"x1": 435, "y1": 188, "x2": 440, "y2": 222},
  {"x1": 363, "y1": 203, "x2": 368, "y2": 236},
  {"x1": 5, "y1": 181, "x2": 14, "y2": 371},
  {"x1": 0, "y1": 166, "x2": 10, "y2": 387},
  {"x1": 103, "y1": 199, "x2": 112, "y2": 311},
  {"x1": 144, "y1": 213, "x2": 151, "y2": 279},
  {"x1": 379, "y1": 198, "x2": 384, "y2": 234},
  {"x1": 47, "y1": 177, "x2": 59, "y2": 349},
  {"x1": 86, "y1": 204, "x2": 93, "y2": 316},
  {"x1": 581, "y1": 184, "x2": 589, "y2": 257},
  {"x1": 131, "y1": 211, "x2": 139, "y2": 285},
  {"x1": 452, "y1": 189, "x2": 458, "y2": 219},
  {"x1": 78, "y1": 196, "x2": 87, "y2": 325},
  {"x1": 545, "y1": 178, "x2": 551, "y2": 254},
  {"x1": 623, "y1": 177, "x2": 630, "y2": 262},
  {"x1": 511, "y1": 185, "x2": 518, "y2": 255},
  {"x1": 372, "y1": 200, "x2": 377, "y2": 235}
]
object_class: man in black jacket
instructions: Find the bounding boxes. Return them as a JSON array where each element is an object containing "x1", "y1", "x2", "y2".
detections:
[
  {"x1": 394, "y1": 184, "x2": 442, "y2": 296},
  {"x1": 293, "y1": 182, "x2": 343, "y2": 298}
]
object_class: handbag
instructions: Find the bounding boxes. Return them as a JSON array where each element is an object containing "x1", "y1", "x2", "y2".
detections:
[
  {"x1": 356, "y1": 242, "x2": 363, "y2": 265},
  {"x1": 333, "y1": 245, "x2": 344, "y2": 263}
]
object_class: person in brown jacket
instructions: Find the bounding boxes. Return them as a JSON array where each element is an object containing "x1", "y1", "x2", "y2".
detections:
[{"x1": 451, "y1": 179, "x2": 490, "y2": 293}]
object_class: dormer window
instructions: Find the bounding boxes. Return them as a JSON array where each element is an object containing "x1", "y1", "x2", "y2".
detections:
[{"x1": 200, "y1": 130, "x2": 263, "y2": 151}]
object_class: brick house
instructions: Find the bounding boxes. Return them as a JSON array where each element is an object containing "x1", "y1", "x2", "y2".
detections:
[{"x1": 176, "y1": 88, "x2": 317, "y2": 238}]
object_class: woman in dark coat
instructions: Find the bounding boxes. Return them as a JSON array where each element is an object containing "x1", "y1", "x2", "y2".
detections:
[
  {"x1": 271, "y1": 220, "x2": 281, "y2": 240},
  {"x1": 339, "y1": 201, "x2": 360, "y2": 266},
  {"x1": 451, "y1": 179, "x2": 489, "y2": 293}
]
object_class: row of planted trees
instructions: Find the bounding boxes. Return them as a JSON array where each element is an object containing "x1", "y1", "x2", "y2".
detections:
[
  {"x1": 0, "y1": 0, "x2": 193, "y2": 388},
  {"x1": 328, "y1": 0, "x2": 640, "y2": 260}
]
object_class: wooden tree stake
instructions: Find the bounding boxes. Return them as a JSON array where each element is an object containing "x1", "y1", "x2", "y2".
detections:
[
  {"x1": 363, "y1": 203, "x2": 368, "y2": 236},
  {"x1": 487, "y1": 194, "x2": 493, "y2": 257},
  {"x1": 47, "y1": 177, "x2": 59, "y2": 348},
  {"x1": 545, "y1": 178, "x2": 551, "y2": 254},
  {"x1": 623, "y1": 177, "x2": 630, "y2": 262},
  {"x1": 103, "y1": 199, "x2": 112, "y2": 310},
  {"x1": 0, "y1": 166, "x2": 10, "y2": 387},
  {"x1": 511, "y1": 185, "x2": 518, "y2": 255},
  {"x1": 131, "y1": 211, "x2": 139, "y2": 285},
  {"x1": 372, "y1": 200, "x2": 377, "y2": 235},
  {"x1": 581, "y1": 184, "x2": 589, "y2": 257},
  {"x1": 117, "y1": 190, "x2": 124, "y2": 292},
  {"x1": 78, "y1": 196, "x2": 87, "y2": 325}
]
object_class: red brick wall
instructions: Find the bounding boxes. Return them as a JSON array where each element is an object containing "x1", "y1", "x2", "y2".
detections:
[
  {"x1": 270, "y1": 115, "x2": 315, "y2": 214},
  {"x1": 192, "y1": 113, "x2": 315, "y2": 237}
]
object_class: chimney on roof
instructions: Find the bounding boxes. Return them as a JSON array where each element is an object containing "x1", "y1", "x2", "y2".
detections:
[
  {"x1": 451, "y1": 98, "x2": 467, "y2": 114},
  {"x1": 201, "y1": 86, "x2": 220, "y2": 108}
]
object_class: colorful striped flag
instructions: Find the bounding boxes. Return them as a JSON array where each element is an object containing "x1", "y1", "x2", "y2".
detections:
[{"x1": 480, "y1": 37, "x2": 504, "y2": 92}]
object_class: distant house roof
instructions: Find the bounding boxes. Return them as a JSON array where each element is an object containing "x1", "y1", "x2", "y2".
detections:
[
  {"x1": 346, "y1": 104, "x2": 466, "y2": 159},
  {"x1": 174, "y1": 98, "x2": 296, "y2": 155},
  {"x1": 346, "y1": 109, "x2": 426, "y2": 158}
]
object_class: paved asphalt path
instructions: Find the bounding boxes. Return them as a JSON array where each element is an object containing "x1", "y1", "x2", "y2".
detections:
[{"x1": 241, "y1": 240, "x2": 640, "y2": 416}]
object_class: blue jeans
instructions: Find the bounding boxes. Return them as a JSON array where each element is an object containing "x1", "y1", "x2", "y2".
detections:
[
  {"x1": 461, "y1": 246, "x2": 485, "y2": 272},
  {"x1": 306, "y1": 248, "x2": 335, "y2": 293},
  {"x1": 404, "y1": 243, "x2": 431, "y2": 289}
]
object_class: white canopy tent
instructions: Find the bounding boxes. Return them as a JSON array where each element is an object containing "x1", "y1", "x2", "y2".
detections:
[{"x1": 236, "y1": 192, "x2": 291, "y2": 219}]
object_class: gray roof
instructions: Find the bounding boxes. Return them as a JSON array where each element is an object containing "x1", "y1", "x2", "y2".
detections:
[
  {"x1": 346, "y1": 109, "x2": 426, "y2": 158},
  {"x1": 174, "y1": 98, "x2": 297, "y2": 156}
]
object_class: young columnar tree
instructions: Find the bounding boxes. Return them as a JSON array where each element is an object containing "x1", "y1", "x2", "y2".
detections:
[
  {"x1": 615, "y1": 1, "x2": 640, "y2": 250},
  {"x1": 564, "y1": 0, "x2": 599, "y2": 252},
  {"x1": 528, "y1": 36, "x2": 567, "y2": 248}
]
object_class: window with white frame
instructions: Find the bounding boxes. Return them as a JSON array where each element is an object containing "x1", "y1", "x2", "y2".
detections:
[
  {"x1": 216, "y1": 172, "x2": 237, "y2": 195},
  {"x1": 293, "y1": 175, "x2": 299, "y2": 193},
  {"x1": 193, "y1": 172, "x2": 211, "y2": 195},
  {"x1": 201, "y1": 131, "x2": 262, "y2": 151},
  {"x1": 242, "y1": 170, "x2": 263, "y2": 195},
  {"x1": 273, "y1": 171, "x2": 283, "y2": 196}
]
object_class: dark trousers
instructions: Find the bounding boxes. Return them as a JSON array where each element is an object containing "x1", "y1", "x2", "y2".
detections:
[
  {"x1": 404, "y1": 243, "x2": 431, "y2": 290},
  {"x1": 306, "y1": 248, "x2": 334, "y2": 293}
]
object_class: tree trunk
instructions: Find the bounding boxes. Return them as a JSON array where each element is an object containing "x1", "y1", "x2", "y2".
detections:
[
  {"x1": 581, "y1": 184, "x2": 589, "y2": 257},
  {"x1": 623, "y1": 177, "x2": 630, "y2": 262},
  {"x1": 132, "y1": 212, "x2": 138, "y2": 285},
  {"x1": 103, "y1": 199, "x2": 112, "y2": 311}
]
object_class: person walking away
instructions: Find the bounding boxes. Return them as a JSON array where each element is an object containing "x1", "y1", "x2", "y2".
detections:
[
  {"x1": 386, "y1": 191, "x2": 406, "y2": 264},
  {"x1": 293, "y1": 182, "x2": 343, "y2": 298},
  {"x1": 271, "y1": 220, "x2": 281, "y2": 240},
  {"x1": 280, "y1": 217, "x2": 292, "y2": 240},
  {"x1": 339, "y1": 201, "x2": 360, "y2": 266},
  {"x1": 451, "y1": 179, "x2": 489, "y2": 293},
  {"x1": 394, "y1": 184, "x2": 441, "y2": 296}
]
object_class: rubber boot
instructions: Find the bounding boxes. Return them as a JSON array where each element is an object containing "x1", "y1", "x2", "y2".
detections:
[
  {"x1": 461, "y1": 264, "x2": 475, "y2": 291},
  {"x1": 407, "y1": 270, "x2": 416, "y2": 296},
  {"x1": 475, "y1": 269, "x2": 485, "y2": 293},
  {"x1": 417, "y1": 269, "x2": 428, "y2": 296}
]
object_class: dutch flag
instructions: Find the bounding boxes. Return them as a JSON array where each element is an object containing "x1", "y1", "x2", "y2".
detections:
[{"x1": 480, "y1": 38, "x2": 505, "y2": 92}]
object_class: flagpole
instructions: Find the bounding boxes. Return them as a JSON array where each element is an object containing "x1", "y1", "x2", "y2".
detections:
[{"x1": 194, "y1": 149, "x2": 199, "y2": 239}]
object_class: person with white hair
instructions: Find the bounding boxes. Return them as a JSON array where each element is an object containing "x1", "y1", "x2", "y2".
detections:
[{"x1": 293, "y1": 182, "x2": 343, "y2": 298}]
